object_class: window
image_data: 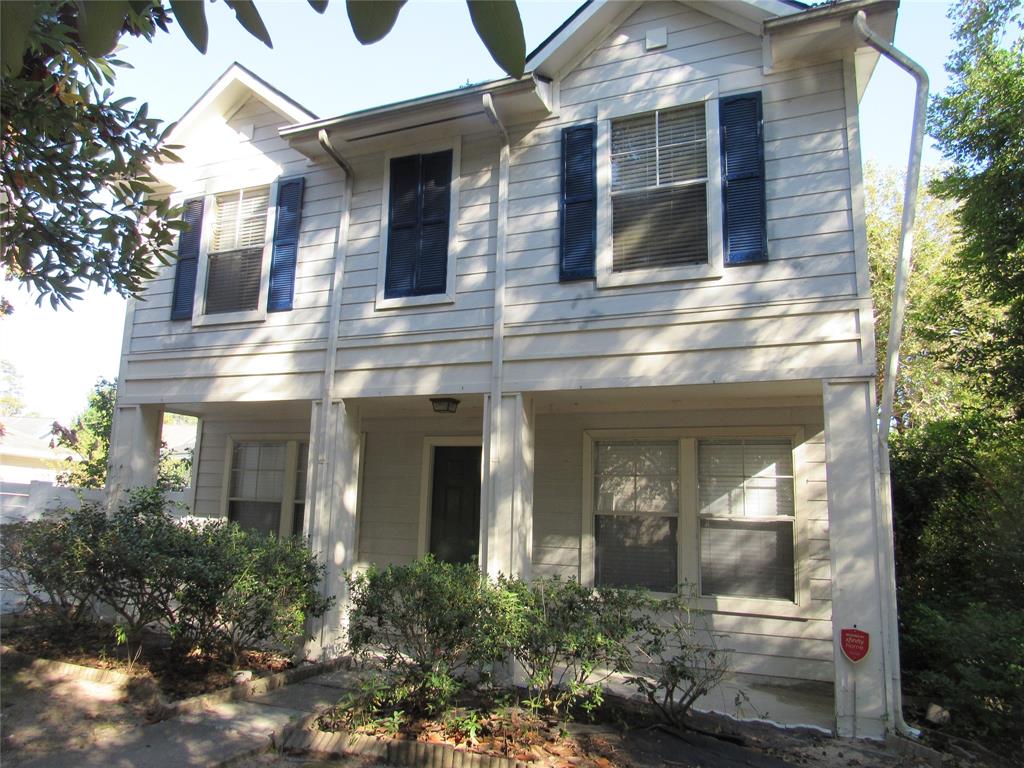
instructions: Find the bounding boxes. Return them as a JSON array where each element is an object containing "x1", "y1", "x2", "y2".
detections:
[
  {"x1": 227, "y1": 439, "x2": 308, "y2": 537},
  {"x1": 593, "y1": 441, "x2": 679, "y2": 591},
  {"x1": 586, "y1": 433, "x2": 798, "y2": 604},
  {"x1": 697, "y1": 439, "x2": 795, "y2": 601},
  {"x1": 593, "y1": 83, "x2": 723, "y2": 287},
  {"x1": 206, "y1": 186, "x2": 269, "y2": 314},
  {"x1": 376, "y1": 144, "x2": 459, "y2": 309},
  {"x1": 610, "y1": 104, "x2": 708, "y2": 270}
]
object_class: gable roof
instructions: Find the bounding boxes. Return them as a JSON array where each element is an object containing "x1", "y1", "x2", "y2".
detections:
[
  {"x1": 525, "y1": 0, "x2": 808, "y2": 78},
  {"x1": 168, "y1": 62, "x2": 316, "y2": 142}
]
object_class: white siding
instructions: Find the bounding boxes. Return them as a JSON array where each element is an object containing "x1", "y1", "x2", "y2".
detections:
[
  {"x1": 499, "y1": 1, "x2": 867, "y2": 392},
  {"x1": 123, "y1": 96, "x2": 344, "y2": 404}
]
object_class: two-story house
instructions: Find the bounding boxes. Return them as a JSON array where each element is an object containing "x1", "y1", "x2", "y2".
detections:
[{"x1": 107, "y1": 0, "x2": 904, "y2": 739}]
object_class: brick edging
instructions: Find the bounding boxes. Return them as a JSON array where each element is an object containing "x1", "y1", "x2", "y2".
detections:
[
  {"x1": 281, "y1": 719, "x2": 531, "y2": 768},
  {"x1": 0, "y1": 644, "x2": 136, "y2": 686}
]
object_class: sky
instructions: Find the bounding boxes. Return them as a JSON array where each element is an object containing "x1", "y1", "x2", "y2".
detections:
[{"x1": 3, "y1": 0, "x2": 957, "y2": 423}]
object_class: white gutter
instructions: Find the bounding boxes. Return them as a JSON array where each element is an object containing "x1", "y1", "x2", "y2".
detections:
[
  {"x1": 853, "y1": 9, "x2": 929, "y2": 740},
  {"x1": 482, "y1": 93, "x2": 510, "y2": 576}
]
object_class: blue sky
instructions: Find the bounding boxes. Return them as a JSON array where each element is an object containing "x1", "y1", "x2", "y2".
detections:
[{"x1": 5, "y1": 0, "x2": 956, "y2": 423}]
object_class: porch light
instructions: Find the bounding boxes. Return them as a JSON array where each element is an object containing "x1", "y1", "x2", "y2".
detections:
[{"x1": 430, "y1": 397, "x2": 460, "y2": 414}]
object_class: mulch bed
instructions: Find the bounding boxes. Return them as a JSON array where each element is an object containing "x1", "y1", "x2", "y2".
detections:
[{"x1": 0, "y1": 620, "x2": 293, "y2": 700}]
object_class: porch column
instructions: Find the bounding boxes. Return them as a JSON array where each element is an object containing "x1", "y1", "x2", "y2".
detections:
[
  {"x1": 307, "y1": 398, "x2": 362, "y2": 659},
  {"x1": 106, "y1": 403, "x2": 162, "y2": 509},
  {"x1": 822, "y1": 378, "x2": 889, "y2": 738},
  {"x1": 482, "y1": 393, "x2": 534, "y2": 579}
]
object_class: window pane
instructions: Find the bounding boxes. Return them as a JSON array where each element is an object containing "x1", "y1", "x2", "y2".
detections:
[
  {"x1": 611, "y1": 113, "x2": 656, "y2": 191},
  {"x1": 295, "y1": 443, "x2": 309, "y2": 500},
  {"x1": 212, "y1": 187, "x2": 268, "y2": 253},
  {"x1": 658, "y1": 105, "x2": 707, "y2": 184},
  {"x1": 206, "y1": 249, "x2": 262, "y2": 313},
  {"x1": 700, "y1": 519, "x2": 794, "y2": 600},
  {"x1": 230, "y1": 500, "x2": 280, "y2": 537},
  {"x1": 596, "y1": 515, "x2": 677, "y2": 591},
  {"x1": 595, "y1": 441, "x2": 677, "y2": 515},
  {"x1": 612, "y1": 184, "x2": 707, "y2": 270},
  {"x1": 698, "y1": 439, "x2": 794, "y2": 518}
]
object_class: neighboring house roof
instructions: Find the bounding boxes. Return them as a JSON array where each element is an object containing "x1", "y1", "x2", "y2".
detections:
[{"x1": 0, "y1": 416, "x2": 79, "y2": 465}]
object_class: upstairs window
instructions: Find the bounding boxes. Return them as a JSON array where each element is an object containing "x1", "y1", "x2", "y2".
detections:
[
  {"x1": 206, "y1": 186, "x2": 269, "y2": 314},
  {"x1": 383, "y1": 150, "x2": 454, "y2": 300},
  {"x1": 611, "y1": 104, "x2": 708, "y2": 270}
]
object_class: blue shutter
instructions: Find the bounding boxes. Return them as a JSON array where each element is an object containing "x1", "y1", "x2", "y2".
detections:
[
  {"x1": 268, "y1": 177, "x2": 305, "y2": 312},
  {"x1": 170, "y1": 197, "x2": 205, "y2": 320},
  {"x1": 385, "y1": 150, "x2": 452, "y2": 298},
  {"x1": 720, "y1": 93, "x2": 767, "y2": 265},
  {"x1": 560, "y1": 123, "x2": 596, "y2": 280}
]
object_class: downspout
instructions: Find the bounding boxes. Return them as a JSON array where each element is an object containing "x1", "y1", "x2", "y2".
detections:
[
  {"x1": 853, "y1": 9, "x2": 928, "y2": 740},
  {"x1": 312, "y1": 128, "x2": 353, "y2": 646},
  {"x1": 482, "y1": 93, "x2": 510, "y2": 576}
]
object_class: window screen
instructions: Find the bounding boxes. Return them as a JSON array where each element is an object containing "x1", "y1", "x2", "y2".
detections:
[
  {"x1": 611, "y1": 104, "x2": 708, "y2": 270},
  {"x1": 594, "y1": 441, "x2": 678, "y2": 591},
  {"x1": 697, "y1": 439, "x2": 795, "y2": 600},
  {"x1": 229, "y1": 441, "x2": 285, "y2": 536},
  {"x1": 206, "y1": 187, "x2": 269, "y2": 314}
]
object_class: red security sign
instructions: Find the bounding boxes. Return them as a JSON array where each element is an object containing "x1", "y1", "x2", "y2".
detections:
[{"x1": 841, "y1": 628, "x2": 870, "y2": 663}]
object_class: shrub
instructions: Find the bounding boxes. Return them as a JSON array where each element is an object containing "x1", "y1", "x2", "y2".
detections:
[
  {"x1": 0, "y1": 503, "x2": 107, "y2": 628},
  {"x1": 0, "y1": 488, "x2": 332, "y2": 668},
  {"x1": 626, "y1": 587, "x2": 731, "y2": 729},
  {"x1": 501, "y1": 575, "x2": 651, "y2": 716},
  {"x1": 346, "y1": 556, "x2": 516, "y2": 713},
  {"x1": 902, "y1": 602, "x2": 1024, "y2": 745}
]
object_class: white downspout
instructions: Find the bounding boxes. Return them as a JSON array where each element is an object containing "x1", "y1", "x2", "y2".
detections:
[
  {"x1": 853, "y1": 10, "x2": 929, "y2": 740},
  {"x1": 482, "y1": 93, "x2": 510, "y2": 576}
]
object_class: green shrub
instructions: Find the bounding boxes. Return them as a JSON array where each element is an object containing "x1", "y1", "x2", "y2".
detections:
[
  {"x1": 902, "y1": 602, "x2": 1024, "y2": 745},
  {"x1": 0, "y1": 488, "x2": 332, "y2": 668},
  {"x1": 346, "y1": 556, "x2": 515, "y2": 713},
  {"x1": 626, "y1": 587, "x2": 731, "y2": 729},
  {"x1": 0, "y1": 503, "x2": 107, "y2": 628},
  {"x1": 501, "y1": 575, "x2": 651, "y2": 716}
]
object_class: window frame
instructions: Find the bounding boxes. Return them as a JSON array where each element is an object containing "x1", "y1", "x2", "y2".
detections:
[
  {"x1": 581, "y1": 426, "x2": 809, "y2": 618},
  {"x1": 220, "y1": 434, "x2": 308, "y2": 538},
  {"x1": 595, "y1": 82, "x2": 724, "y2": 288},
  {"x1": 187, "y1": 174, "x2": 281, "y2": 327},
  {"x1": 375, "y1": 138, "x2": 462, "y2": 311}
]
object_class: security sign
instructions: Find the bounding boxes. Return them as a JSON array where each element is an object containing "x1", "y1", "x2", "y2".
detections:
[{"x1": 841, "y1": 628, "x2": 870, "y2": 663}]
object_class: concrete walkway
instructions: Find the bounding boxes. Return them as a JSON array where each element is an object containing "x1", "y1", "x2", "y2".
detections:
[{"x1": 16, "y1": 671, "x2": 354, "y2": 768}]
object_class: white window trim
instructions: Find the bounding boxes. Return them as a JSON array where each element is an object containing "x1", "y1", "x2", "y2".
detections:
[
  {"x1": 220, "y1": 434, "x2": 307, "y2": 538},
  {"x1": 375, "y1": 138, "x2": 462, "y2": 311},
  {"x1": 189, "y1": 176, "x2": 280, "y2": 327},
  {"x1": 595, "y1": 81, "x2": 724, "y2": 288},
  {"x1": 416, "y1": 435, "x2": 484, "y2": 559},
  {"x1": 581, "y1": 426, "x2": 809, "y2": 619}
]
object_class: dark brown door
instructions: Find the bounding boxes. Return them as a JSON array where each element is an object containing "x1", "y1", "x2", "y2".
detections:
[{"x1": 429, "y1": 445, "x2": 481, "y2": 564}]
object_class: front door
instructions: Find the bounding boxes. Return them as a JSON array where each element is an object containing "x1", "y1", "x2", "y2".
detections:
[{"x1": 429, "y1": 445, "x2": 481, "y2": 564}]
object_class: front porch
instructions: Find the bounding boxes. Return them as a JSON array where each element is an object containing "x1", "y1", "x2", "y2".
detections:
[{"x1": 107, "y1": 378, "x2": 889, "y2": 738}]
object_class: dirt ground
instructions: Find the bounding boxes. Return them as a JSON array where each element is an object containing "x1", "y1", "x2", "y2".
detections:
[{"x1": 0, "y1": 660, "x2": 143, "y2": 766}]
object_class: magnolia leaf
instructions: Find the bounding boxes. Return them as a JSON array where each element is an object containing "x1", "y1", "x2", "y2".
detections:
[
  {"x1": 308, "y1": 0, "x2": 328, "y2": 13},
  {"x1": 168, "y1": 0, "x2": 209, "y2": 53},
  {"x1": 346, "y1": 0, "x2": 406, "y2": 44},
  {"x1": 78, "y1": 0, "x2": 131, "y2": 57},
  {"x1": 466, "y1": 0, "x2": 525, "y2": 79},
  {"x1": 224, "y1": 0, "x2": 272, "y2": 48},
  {"x1": 1, "y1": 1, "x2": 37, "y2": 76},
  {"x1": 128, "y1": 0, "x2": 154, "y2": 13}
]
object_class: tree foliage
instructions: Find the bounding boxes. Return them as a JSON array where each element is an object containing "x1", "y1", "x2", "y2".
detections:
[
  {"x1": 1, "y1": 2, "x2": 186, "y2": 308},
  {"x1": 928, "y1": 0, "x2": 1024, "y2": 409}
]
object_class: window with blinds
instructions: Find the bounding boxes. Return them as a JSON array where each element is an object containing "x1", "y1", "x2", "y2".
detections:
[
  {"x1": 697, "y1": 439, "x2": 795, "y2": 600},
  {"x1": 206, "y1": 186, "x2": 269, "y2": 314},
  {"x1": 229, "y1": 440, "x2": 308, "y2": 538},
  {"x1": 610, "y1": 104, "x2": 708, "y2": 271},
  {"x1": 593, "y1": 440, "x2": 679, "y2": 591}
]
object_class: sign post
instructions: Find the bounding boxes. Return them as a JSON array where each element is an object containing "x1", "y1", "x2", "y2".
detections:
[{"x1": 840, "y1": 627, "x2": 870, "y2": 735}]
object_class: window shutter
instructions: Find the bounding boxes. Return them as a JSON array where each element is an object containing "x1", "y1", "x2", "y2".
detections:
[
  {"x1": 170, "y1": 197, "x2": 205, "y2": 320},
  {"x1": 560, "y1": 123, "x2": 596, "y2": 280},
  {"x1": 384, "y1": 150, "x2": 452, "y2": 298},
  {"x1": 720, "y1": 93, "x2": 767, "y2": 265},
  {"x1": 268, "y1": 177, "x2": 305, "y2": 312}
]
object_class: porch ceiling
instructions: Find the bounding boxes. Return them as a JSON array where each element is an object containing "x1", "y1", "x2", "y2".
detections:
[{"x1": 161, "y1": 399, "x2": 313, "y2": 420}]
